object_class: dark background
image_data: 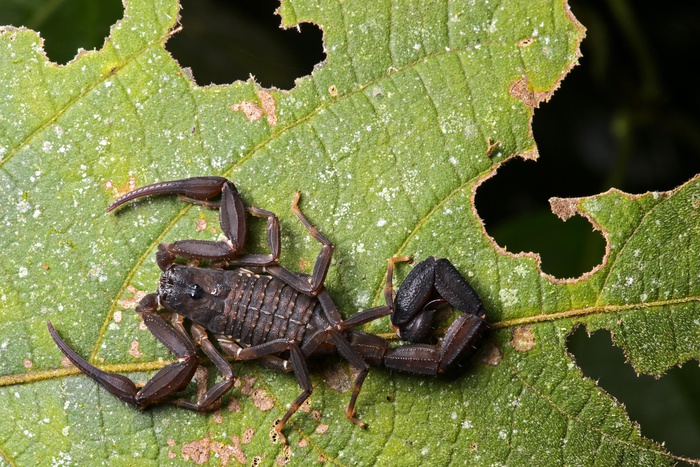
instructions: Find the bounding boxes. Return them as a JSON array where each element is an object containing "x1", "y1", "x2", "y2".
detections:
[{"x1": 2, "y1": 0, "x2": 699, "y2": 459}]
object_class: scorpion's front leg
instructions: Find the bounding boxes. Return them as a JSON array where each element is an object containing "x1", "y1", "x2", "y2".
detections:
[
  {"x1": 48, "y1": 294, "x2": 199, "y2": 408},
  {"x1": 107, "y1": 177, "x2": 281, "y2": 268},
  {"x1": 167, "y1": 317, "x2": 237, "y2": 411}
]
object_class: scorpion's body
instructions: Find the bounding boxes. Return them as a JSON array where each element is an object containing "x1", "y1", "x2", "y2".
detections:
[
  {"x1": 49, "y1": 176, "x2": 488, "y2": 444},
  {"x1": 161, "y1": 265, "x2": 331, "y2": 352}
]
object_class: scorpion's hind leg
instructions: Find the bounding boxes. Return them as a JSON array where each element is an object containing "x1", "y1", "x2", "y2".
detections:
[{"x1": 48, "y1": 294, "x2": 199, "y2": 409}]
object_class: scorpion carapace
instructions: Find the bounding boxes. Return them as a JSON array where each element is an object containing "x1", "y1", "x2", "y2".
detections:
[{"x1": 48, "y1": 176, "x2": 489, "y2": 443}]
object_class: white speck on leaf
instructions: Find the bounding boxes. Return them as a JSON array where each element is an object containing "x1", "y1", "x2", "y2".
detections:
[
  {"x1": 499, "y1": 288, "x2": 518, "y2": 307},
  {"x1": 17, "y1": 200, "x2": 30, "y2": 213}
]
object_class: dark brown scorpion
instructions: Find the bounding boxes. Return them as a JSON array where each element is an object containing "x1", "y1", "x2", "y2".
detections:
[{"x1": 48, "y1": 176, "x2": 488, "y2": 443}]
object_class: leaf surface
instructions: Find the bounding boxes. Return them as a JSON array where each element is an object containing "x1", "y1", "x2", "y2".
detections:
[{"x1": 1, "y1": 0, "x2": 697, "y2": 465}]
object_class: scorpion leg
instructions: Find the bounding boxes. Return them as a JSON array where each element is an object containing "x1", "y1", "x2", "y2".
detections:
[
  {"x1": 234, "y1": 340, "x2": 313, "y2": 444},
  {"x1": 169, "y1": 323, "x2": 236, "y2": 411},
  {"x1": 218, "y1": 338, "x2": 292, "y2": 373},
  {"x1": 295, "y1": 289, "x2": 374, "y2": 427},
  {"x1": 323, "y1": 257, "x2": 410, "y2": 422},
  {"x1": 47, "y1": 296, "x2": 199, "y2": 408},
  {"x1": 265, "y1": 192, "x2": 333, "y2": 297},
  {"x1": 290, "y1": 259, "x2": 414, "y2": 427}
]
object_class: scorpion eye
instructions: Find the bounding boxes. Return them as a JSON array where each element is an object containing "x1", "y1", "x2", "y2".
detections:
[{"x1": 189, "y1": 284, "x2": 204, "y2": 300}]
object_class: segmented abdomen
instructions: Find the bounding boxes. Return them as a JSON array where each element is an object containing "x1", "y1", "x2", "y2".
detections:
[{"x1": 223, "y1": 271, "x2": 319, "y2": 347}]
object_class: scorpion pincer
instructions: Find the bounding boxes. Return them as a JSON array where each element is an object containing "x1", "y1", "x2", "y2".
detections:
[{"x1": 48, "y1": 176, "x2": 488, "y2": 443}]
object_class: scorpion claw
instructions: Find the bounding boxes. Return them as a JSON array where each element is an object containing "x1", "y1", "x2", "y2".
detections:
[
  {"x1": 106, "y1": 177, "x2": 229, "y2": 212},
  {"x1": 48, "y1": 321, "x2": 138, "y2": 405}
]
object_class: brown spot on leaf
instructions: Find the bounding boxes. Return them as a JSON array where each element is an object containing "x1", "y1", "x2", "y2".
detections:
[
  {"x1": 511, "y1": 325, "x2": 536, "y2": 352},
  {"x1": 270, "y1": 419, "x2": 281, "y2": 444},
  {"x1": 168, "y1": 450, "x2": 176, "y2": 459},
  {"x1": 105, "y1": 177, "x2": 138, "y2": 199},
  {"x1": 129, "y1": 340, "x2": 142, "y2": 358},
  {"x1": 550, "y1": 197, "x2": 579, "y2": 221},
  {"x1": 167, "y1": 438, "x2": 176, "y2": 447},
  {"x1": 241, "y1": 375, "x2": 256, "y2": 396},
  {"x1": 232, "y1": 101, "x2": 264, "y2": 122},
  {"x1": 213, "y1": 410, "x2": 223, "y2": 424},
  {"x1": 118, "y1": 285, "x2": 146, "y2": 310},
  {"x1": 251, "y1": 455, "x2": 263, "y2": 467},
  {"x1": 227, "y1": 435, "x2": 247, "y2": 464},
  {"x1": 251, "y1": 388, "x2": 274, "y2": 411},
  {"x1": 299, "y1": 398, "x2": 311, "y2": 413},
  {"x1": 22, "y1": 359, "x2": 33, "y2": 369},
  {"x1": 232, "y1": 89, "x2": 278, "y2": 126},
  {"x1": 469, "y1": 442, "x2": 478, "y2": 451},
  {"x1": 195, "y1": 218, "x2": 208, "y2": 232},
  {"x1": 328, "y1": 84, "x2": 338, "y2": 97},
  {"x1": 242, "y1": 428, "x2": 254, "y2": 444},
  {"x1": 181, "y1": 434, "x2": 211, "y2": 464},
  {"x1": 257, "y1": 89, "x2": 277, "y2": 126},
  {"x1": 210, "y1": 439, "x2": 244, "y2": 467},
  {"x1": 297, "y1": 438, "x2": 309, "y2": 448},
  {"x1": 181, "y1": 433, "x2": 245, "y2": 466},
  {"x1": 509, "y1": 77, "x2": 550, "y2": 108},
  {"x1": 477, "y1": 342, "x2": 502, "y2": 366},
  {"x1": 315, "y1": 424, "x2": 329, "y2": 435},
  {"x1": 227, "y1": 396, "x2": 242, "y2": 413},
  {"x1": 518, "y1": 37, "x2": 534, "y2": 47},
  {"x1": 275, "y1": 445, "x2": 292, "y2": 466},
  {"x1": 323, "y1": 362, "x2": 351, "y2": 393},
  {"x1": 113, "y1": 310, "x2": 122, "y2": 323},
  {"x1": 311, "y1": 410, "x2": 322, "y2": 422}
]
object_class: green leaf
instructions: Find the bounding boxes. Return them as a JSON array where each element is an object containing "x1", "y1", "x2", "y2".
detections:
[{"x1": 1, "y1": 0, "x2": 697, "y2": 465}]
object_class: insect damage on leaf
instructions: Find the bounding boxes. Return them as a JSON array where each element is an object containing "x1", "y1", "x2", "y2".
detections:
[{"x1": 231, "y1": 89, "x2": 278, "y2": 126}]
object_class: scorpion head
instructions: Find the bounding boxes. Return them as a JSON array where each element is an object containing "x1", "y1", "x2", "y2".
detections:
[{"x1": 157, "y1": 265, "x2": 231, "y2": 332}]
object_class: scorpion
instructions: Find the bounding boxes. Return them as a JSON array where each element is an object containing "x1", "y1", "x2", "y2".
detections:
[{"x1": 48, "y1": 176, "x2": 488, "y2": 443}]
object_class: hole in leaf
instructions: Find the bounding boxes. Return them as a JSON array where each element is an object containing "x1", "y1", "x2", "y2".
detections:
[
  {"x1": 0, "y1": 0, "x2": 123, "y2": 64},
  {"x1": 568, "y1": 327, "x2": 700, "y2": 459},
  {"x1": 166, "y1": 0, "x2": 325, "y2": 89},
  {"x1": 477, "y1": 0, "x2": 700, "y2": 278},
  {"x1": 475, "y1": 154, "x2": 606, "y2": 278}
]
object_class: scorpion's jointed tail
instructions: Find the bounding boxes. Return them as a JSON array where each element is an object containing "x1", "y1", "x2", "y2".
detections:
[{"x1": 49, "y1": 176, "x2": 489, "y2": 444}]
